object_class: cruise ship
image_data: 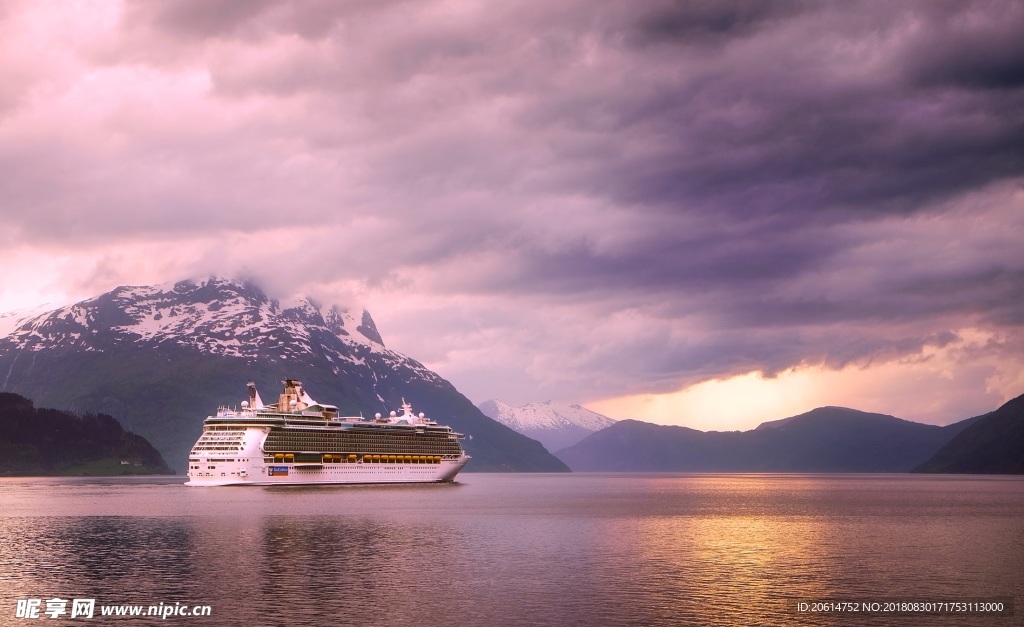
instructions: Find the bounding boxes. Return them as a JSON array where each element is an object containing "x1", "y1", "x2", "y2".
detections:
[{"x1": 185, "y1": 379, "x2": 471, "y2": 486}]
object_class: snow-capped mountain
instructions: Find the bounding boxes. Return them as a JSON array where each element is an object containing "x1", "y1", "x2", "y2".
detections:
[
  {"x1": 0, "y1": 277, "x2": 567, "y2": 473},
  {"x1": 0, "y1": 278, "x2": 406, "y2": 375},
  {"x1": 478, "y1": 399, "x2": 617, "y2": 453}
]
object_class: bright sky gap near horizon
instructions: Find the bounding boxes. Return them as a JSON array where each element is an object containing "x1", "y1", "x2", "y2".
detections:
[{"x1": 1, "y1": 1, "x2": 1022, "y2": 431}]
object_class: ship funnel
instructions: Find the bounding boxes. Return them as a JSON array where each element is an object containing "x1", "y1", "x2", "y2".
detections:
[
  {"x1": 280, "y1": 378, "x2": 307, "y2": 411},
  {"x1": 247, "y1": 380, "x2": 264, "y2": 409}
]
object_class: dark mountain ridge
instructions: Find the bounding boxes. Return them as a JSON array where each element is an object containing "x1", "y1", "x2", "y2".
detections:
[
  {"x1": 556, "y1": 406, "x2": 982, "y2": 472},
  {"x1": 914, "y1": 393, "x2": 1024, "y2": 474},
  {"x1": 0, "y1": 278, "x2": 567, "y2": 474}
]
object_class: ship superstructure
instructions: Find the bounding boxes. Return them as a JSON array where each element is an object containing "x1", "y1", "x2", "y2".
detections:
[{"x1": 185, "y1": 379, "x2": 470, "y2": 486}]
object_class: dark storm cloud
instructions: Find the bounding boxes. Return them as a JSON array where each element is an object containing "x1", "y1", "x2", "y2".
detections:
[
  {"x1": 503, "y1": 219, "x2": 841, "y2": 298},
  {"x1": 122, "y1": 0, "x2": 412, "y2": 43},
  {"x1": 900, "y1": 1, "x2": 1024, "y2": 90},
  {"x1": 630, "y1": 0, "x2": 807, "y2": 46},
  {"x1": 597, "y1": 86, "x2": 1024, "y2": 217},
  {"x1": 565, "y1": 13, "x2": 1024, "y2": 222},
  {"x1": 900, "y1": 266, "x2": 1024, "y2": 326},
  {"x1": 130, "y1": 0, "x2": 278, "y2": 40}
]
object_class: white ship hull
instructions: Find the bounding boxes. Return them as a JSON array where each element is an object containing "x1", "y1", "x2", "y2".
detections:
[{"x1": 186, "y1": 457, "x2": 470, "y2": 487}]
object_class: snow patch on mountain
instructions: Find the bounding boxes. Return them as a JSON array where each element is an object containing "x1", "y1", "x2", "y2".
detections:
[
  {"x1": 479, "y1": 399, "x2": 617, "y2": 453},
  {"x1": 481, "y1": 400, "x2": 617, "y2": 431},
  {"x1": 0, "y1": 305, "x2": 51, "y2": 338}
]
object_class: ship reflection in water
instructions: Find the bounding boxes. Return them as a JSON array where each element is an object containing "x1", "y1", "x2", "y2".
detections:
[{"x1": 0, "y1": 474, "x2": 1021, "y2": 625}]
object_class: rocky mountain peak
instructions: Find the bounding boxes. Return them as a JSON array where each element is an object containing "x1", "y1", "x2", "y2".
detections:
[
  {"x1": 0, "y1": 276, "x2": 392, "y2": 363},
  {"x1": 357, "y1": 309, "x2": 385, "y2": 346}
]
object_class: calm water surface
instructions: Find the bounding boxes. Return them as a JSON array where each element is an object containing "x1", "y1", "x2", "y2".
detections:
[{"x1": 1, "y1": 473, "x2": 1021, "y2": 626}]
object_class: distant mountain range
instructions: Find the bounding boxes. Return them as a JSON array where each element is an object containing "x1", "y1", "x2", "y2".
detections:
[
  {"x1": 555, "y1": 405, "x2": 998, "y2": 473},
  {"x1": 478, "y1": 400, "x2": 617, "y2": 452},
  {"x1": 0, "y1": 277, "x2": 568, "y2": 474},
  {"x1": 0, "y1": 392, "x2": 171, "y2": 475}
]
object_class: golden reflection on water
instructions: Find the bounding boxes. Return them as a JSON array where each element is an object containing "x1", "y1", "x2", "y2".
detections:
[
  {"x1": 588, "y1": 475, "x2": 1023, "y2": 626},
  {"x1": 596, "y1": 476, "x2": 836, "y2": 625}
]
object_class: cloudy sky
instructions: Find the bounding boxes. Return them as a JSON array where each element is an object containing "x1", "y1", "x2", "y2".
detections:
[{"x1": 2, "y1": 0, "x2": 1023, "y2": 430}]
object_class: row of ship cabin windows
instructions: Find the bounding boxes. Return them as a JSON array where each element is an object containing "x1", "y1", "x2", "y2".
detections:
[
  {"x1": 264, "y1": 440, "x2": 459, "y2": 454},
  {"x1": 264, "y1": 435, "x2": 453, "y2": 445},
  {"x1": 189, "y1": 458, "x2": 253, "y2": 469},
  {"x1": 267, "y1": 453, "x2": 444, "y2": 464}
]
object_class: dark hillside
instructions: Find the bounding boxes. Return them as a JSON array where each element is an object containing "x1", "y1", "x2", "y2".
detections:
[
  {"x1": 0, "y1": 392, "x2": 172, "y2": 475},
  {"x1": 914, "y1": 394, "x2": 1024, "y2": 474}
]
